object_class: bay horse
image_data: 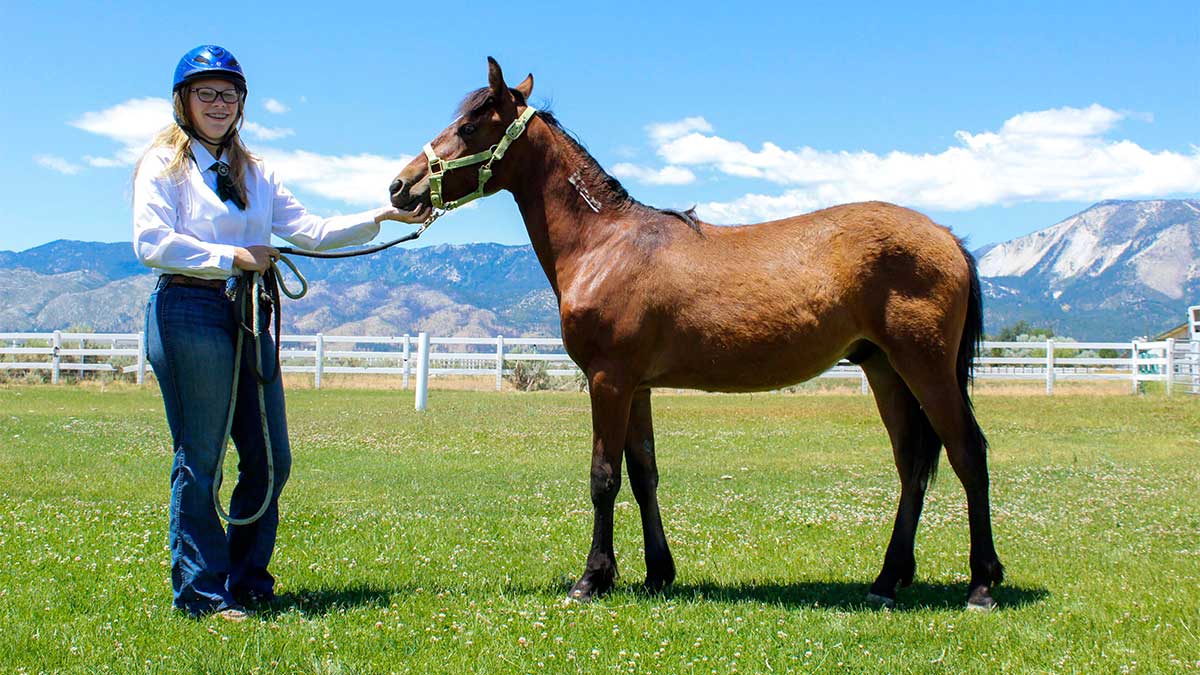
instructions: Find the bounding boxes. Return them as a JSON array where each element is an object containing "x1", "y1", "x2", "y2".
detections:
[{"x1": 388, "y1": 58, "x2": 1003, "y2": 610}]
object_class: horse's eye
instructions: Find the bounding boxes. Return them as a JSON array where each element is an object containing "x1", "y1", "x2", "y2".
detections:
[{"x1": 459, "y1": 123, "x2": 477, "y2": 137}]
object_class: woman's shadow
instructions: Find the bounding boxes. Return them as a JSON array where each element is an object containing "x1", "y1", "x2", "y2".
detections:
[{"x1": 259, "y1": 584, "x2": 405, "y2": 616}]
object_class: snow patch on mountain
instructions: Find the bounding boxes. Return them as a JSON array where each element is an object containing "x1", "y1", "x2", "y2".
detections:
[
  {"x1": 1129, "y1": 223, "x2": 1196, "y2": 299},
  {"x1": 976, "y1": 228, "x2": 1054, "y2": 277},
  {"x1": 978, "y1": 200, "x2": 1199, "y2": 294}
]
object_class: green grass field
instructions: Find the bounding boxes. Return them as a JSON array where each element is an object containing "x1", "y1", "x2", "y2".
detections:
[{"x1": 1, "y1": 386, "x2": 1197, "y2": 674}]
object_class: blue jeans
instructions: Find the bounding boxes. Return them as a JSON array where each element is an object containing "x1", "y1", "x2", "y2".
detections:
[{"x1": 146, "y1": 277, "x2": 292, "y2": 615}]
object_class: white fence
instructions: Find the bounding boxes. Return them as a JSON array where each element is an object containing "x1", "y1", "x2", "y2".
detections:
[{"x1": 2, "y1": 332, "x2": 1198, "y2": 407}]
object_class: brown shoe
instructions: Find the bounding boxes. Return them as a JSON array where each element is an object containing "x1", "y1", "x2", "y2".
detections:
[{"x1": 215, "y1": 606, "x2": 250, "y2": 622}]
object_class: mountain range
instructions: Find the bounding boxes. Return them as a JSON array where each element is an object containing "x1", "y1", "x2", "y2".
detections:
[
  {"x1": 1, "y1": 199, "x2": 1196, "y2": 340},
  {"x1": 975, "y1": 199, "x2": 1198, "y2": 339}
]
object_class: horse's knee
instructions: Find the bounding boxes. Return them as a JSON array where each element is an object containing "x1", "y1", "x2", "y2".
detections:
[{"x1": 590, "y1": 465, "x2": 621, "y2": 504}]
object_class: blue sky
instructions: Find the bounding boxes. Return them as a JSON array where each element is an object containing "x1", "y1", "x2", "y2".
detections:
[{"x1": 4, "y1": 1, "x2": 1198, "y2": 254}]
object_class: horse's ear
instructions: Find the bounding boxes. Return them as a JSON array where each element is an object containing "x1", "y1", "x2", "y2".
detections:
[
  {"x1": 487, "y1": 57, "x2": 508, "y2": 100},
  {"x1": 515, "y1": 73, "x2": 534, "y2": 101}
]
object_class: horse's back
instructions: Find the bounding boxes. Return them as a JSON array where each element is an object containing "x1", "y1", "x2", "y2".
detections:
[{"x1": 631, "y1": 202, "x2": 971, "y2": 388}]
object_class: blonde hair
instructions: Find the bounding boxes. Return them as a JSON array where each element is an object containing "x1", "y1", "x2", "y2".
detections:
[{"x1": 136, "y1": 87, "x2": 255, "y2": 208}]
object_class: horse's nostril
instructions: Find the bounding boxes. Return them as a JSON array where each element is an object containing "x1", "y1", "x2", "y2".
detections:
[{"x1": 389, "y1": 177, "x2": 404, "y2": 196}]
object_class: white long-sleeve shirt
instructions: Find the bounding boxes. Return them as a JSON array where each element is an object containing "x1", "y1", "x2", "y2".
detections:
[{"x1": 133, "y1": 140, "x2": 381, "y2": 279}]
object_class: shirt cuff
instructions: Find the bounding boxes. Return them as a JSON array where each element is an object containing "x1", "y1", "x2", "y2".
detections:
[{"x1": 208, "y1": 243, "x2": 240, "y2": 275}]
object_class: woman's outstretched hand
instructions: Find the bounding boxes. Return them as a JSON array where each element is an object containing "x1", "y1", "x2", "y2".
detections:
[{"x1": 374, "y1": 204, "x2": 433, "y2": 225}]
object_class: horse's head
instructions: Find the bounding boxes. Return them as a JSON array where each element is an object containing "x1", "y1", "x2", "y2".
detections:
[{"x1": 389, "y1": 57, "x2": 534, "y2": 212}]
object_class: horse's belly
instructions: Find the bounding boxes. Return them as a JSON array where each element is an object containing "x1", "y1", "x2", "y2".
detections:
[{"x1": 644, "y1": 331, "x2": 854, "y2": 392}]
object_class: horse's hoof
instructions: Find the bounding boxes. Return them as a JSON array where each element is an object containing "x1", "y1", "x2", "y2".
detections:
[
  {"x1": 566, "y1": 579, "x2": 600, "y2": 604},
  {"x1": 966, "y1": 586, "x2": 997, "y2": 611},
  {"x1": 865, "y1": 592, "x2": 896, "y2": 610}
]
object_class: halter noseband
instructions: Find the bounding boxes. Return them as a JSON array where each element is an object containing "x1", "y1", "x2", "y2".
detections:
[{"x1": 423, "y1": 106, "x2": 537, "y2": 211}]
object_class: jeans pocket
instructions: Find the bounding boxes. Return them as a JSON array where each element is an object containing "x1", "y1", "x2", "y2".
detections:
[{"x1": 144, "y1": 292, "x2": 156, "y2": 360}]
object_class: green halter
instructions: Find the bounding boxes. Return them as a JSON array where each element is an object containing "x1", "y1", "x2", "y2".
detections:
[{"x1": 423, "y1": 106, "x2": 537, "y2": 211}]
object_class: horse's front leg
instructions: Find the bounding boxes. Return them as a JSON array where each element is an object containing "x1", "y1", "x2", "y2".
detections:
[
  {"x1": 624, "y1": 389, "x2": 675, "y2": 592},
  {"x1": 567, "y1": 364, "x2": 634, "y2": 602}
]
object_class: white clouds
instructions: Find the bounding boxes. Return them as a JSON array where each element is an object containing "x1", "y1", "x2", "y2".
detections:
[
  {"x1": 34, "y1": 155, "x2": 82, "y2": 175},
  {"x1": 70, "y1": 97, "x2": 171, "y2": 148},
  {"x1": 258, "y1": 148, "x2": 413, "y2": 206},
  {"x1": 69, "y1": 98, "x2": 294, "y2": 158},
  {"x1": 263, "y1": 98, "x2": 290, "y2": 114},
  {"x1": 996, "y1": 104, "x2": 1122, "y2": 138},
  {"x1": 647, "y1": 116, "x2": 713, "y2": 144},
  {"x1": 625, "y1": 105, "x2": 1200, "y2": 224},
  {"x1": 243, "y1": 121, "x2": 295, "y2": 141},
  {"x1": 70, "y1": 97, "x2": 172, "y2": 167},
  {"x1": 60, "y1": 96, "x2": 408, "y2": 207},
  {"x1": 611, "y1": 163, "x2": 696, "y2": 185}
]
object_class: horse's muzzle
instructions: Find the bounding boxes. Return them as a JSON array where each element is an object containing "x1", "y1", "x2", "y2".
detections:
[
  {"x1": 390, "y1": 159, "x2": 434, "y2": 209},
  {"x1": 388, "y1": 178, "x2": 420, "y2": 211}
]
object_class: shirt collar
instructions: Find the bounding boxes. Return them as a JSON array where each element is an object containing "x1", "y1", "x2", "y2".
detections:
[{"x1": 189, "y1": 139, "x2": 220, "y2": 170}]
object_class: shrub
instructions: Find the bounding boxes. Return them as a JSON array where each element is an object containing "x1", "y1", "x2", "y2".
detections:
[{"x1": 507, "y1": 359, "x2": 549, "y2": 391}]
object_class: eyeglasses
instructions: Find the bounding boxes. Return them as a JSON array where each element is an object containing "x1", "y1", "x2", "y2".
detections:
[{"x1": 190, "y1": 87, "x2": 243, "y2": 104}]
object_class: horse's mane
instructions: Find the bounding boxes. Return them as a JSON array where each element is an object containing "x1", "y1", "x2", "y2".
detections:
[
  {"x1": 454, "y1": 87, "x2": 701, "y2": 233},
  {"x1": 536, "y1": 109, "x2": 701, "y2": 233}
]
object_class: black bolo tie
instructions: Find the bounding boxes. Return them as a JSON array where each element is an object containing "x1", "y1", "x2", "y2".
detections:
[{"x1": 209, "y1": 161, "x2": 246, "y2": 210}]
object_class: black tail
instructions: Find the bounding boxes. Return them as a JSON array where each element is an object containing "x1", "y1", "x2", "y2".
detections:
[{"x1": 955, "y1": 241, "x2": 989, "y2": 456}]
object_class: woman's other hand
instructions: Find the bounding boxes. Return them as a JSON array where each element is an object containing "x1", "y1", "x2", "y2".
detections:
[{"x1": 233, "y1": 245, "x2": 278, "y2": 273}]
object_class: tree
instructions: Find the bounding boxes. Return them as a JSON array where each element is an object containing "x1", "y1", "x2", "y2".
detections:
[{"x1": 991, "y1": 320, "x2": 1054, "y2": 342}]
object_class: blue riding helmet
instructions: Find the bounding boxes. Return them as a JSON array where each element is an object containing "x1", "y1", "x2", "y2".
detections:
[{"x1": 173, "y1": 45, "x2": 247, "y2": 94}]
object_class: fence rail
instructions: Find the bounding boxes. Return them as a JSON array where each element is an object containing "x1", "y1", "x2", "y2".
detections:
[{"x1": 3, "y1": 332, "x2": 1198, "y2": 404}]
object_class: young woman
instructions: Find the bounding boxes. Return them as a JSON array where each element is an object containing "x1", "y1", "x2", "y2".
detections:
[{"x1": 133, "y1": 45, "x2": 426, "y2": 620}]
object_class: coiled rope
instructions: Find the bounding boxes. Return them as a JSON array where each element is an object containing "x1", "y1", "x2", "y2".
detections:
[{"x1": 212, "y1": 214, "x2": 438, "y2": 525}]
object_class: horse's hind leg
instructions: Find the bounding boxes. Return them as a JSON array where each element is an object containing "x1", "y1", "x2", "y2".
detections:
[
  {"x1": 862, "y1": 352, "x2": 941, "y2": 608},
  {"x1": 567, "y1": 363, "x2": 634, "y2": 602},
  {"x1": 892, "y1": 355, "x2": 1004, "y2": 610},
  {"x1": 624, "y1": 389, "x2": 676, "y2": 592}
]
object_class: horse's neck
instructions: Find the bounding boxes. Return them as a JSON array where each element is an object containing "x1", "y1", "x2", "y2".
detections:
[{"x1": 508, "y1": 120, "x2": 634, "y2": 297}]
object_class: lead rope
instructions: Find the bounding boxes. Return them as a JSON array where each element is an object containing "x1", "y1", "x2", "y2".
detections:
[
  {"x1": 211, "y1": 213, "x2": 437, "y2": 525},
  {"x1": 212, "y1": 270, "x2": 276, "y2": 525}
]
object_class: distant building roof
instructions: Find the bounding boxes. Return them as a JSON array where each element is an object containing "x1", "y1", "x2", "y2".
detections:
[{"x1": 1154, "y1": 323, "x2": 1190, "y2": 340}]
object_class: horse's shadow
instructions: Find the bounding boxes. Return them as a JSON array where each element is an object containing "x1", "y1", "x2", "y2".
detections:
[
  {"x1": 652, "y1": 580, "x2": 1049, "y2": 611},
  {"x1": 262, "y1": 579, "x2": 1048, "y2": 616}
]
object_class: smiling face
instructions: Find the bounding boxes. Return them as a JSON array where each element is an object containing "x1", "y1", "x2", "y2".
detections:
[{"x1": 184, "y1": 77, "x2": 243, "y2": 142}]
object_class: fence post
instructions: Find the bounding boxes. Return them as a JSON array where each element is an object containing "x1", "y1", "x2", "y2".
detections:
[
  {"x1": 1045, "y1": 339, "x2": 1055, "y2": 396},
  {"x1": 1185, "y1": 338, "x2": 1195, "y2": 391},
  {"x1": 415, "y1": 332, "x2": 430, "y2": 411},
  {"x1": 402, "y1": 334, "x2": 411, "y2": 389},
  {"x1": 315, "y1": 333, "x2": 325, "y2": 390},
  {"x1": 51, "y1": 330, "x2": 62, "y2": 384},
  {"x1": 495, "y1": 335, "x2": 505, "y2": 391},
  {"x1": 1130, "y1": 341, "x2": 1139, "y2": 395},
  {"x1": 1164, "y1": 338, "x2": 1174, "y2": 396},
  {"x1": 136, "y1": 331, "x2": 146, "y2": 385},
  {"x1": 859, "y1": 367, "x2": 868, "y2": 395}
]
